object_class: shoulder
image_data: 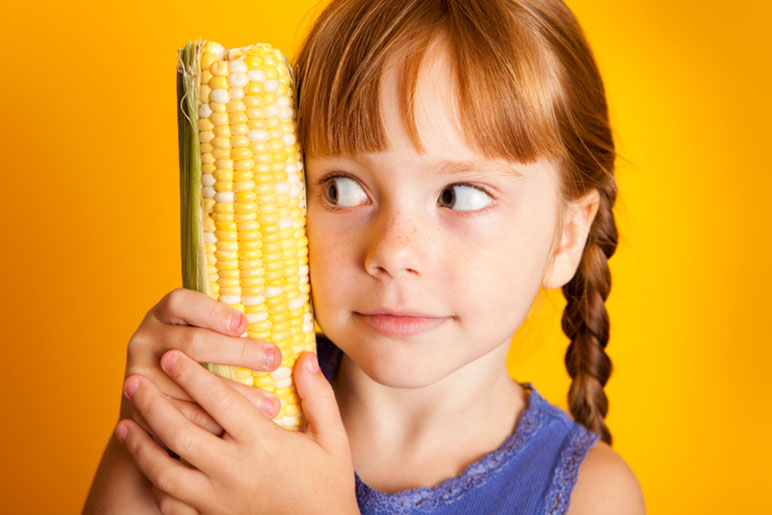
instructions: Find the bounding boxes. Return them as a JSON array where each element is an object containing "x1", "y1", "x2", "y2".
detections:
[{"x1": 566, "y1": 440, "x2": 646, "y2": 514}]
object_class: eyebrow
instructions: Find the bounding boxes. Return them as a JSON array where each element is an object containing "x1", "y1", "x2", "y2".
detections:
[
  {"x1": 315, "y1": 154, "x2": 524, "y2": 179},
  {"x1": 429, "y1": 159, "x2": 524, "y2": 178}
]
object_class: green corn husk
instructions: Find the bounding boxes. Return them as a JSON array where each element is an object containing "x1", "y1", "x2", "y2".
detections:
[{"x1": 176, "y1": 40, "x2": 236, "y2": 382}]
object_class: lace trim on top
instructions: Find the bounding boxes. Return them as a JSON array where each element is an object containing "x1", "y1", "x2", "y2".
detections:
[
  {"x1": 354, "y1": 383, "x2": 545, "y2": 512},
  {"x1": 542, "y1": 424, "x2": 600, "y2": 514}
]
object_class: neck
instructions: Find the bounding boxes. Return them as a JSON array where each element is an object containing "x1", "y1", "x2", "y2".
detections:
[{"x1": 331, "y1": 341, "x2": 528, "y2": 484}]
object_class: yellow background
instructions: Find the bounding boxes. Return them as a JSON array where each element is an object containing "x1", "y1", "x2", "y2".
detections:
[{"x1": 1, "y1": 0, "x2": 769, "y2": 512}]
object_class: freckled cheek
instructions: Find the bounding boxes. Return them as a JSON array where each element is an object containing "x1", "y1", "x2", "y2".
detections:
[
  {"x1": 451, "y1": 234, "x2": 537, "y2": 309},
  {"x1": 307, "y1": 219, "x2": 357, "y2": 323}
]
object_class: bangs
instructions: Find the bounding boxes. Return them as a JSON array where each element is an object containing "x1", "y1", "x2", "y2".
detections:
[{"x1": 294, "y1": 0, "x2": 567, "y2": 163}]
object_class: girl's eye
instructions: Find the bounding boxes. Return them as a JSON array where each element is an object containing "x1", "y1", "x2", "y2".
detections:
[
  {"x1": 323, "y1": 176, "x2": 368, "y2": 207},
  {"x1": 438, "y1": 184, "x2": 493, "y2": 211}
]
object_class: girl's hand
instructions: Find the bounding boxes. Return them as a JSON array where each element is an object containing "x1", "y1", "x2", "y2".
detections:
[
  {"x1": 123, "y1": 288, "x2": 282, "y2": 441},
  {"x1": 116, "y1": 350, "x2": 358, "y2": 515}
]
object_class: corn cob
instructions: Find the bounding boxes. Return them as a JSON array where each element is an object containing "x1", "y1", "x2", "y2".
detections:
[{"x1": 177, "y1": 40, "x2": 315, "y2": 431}]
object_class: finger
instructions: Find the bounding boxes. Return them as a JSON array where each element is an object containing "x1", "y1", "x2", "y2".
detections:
[
  {"x1": 129, "y1": 376, "x2": 278, "y2": 435},
  {"x1": 152, "y1": 287, "x2": 246, "y2": 336},
  {"x1": 124, "y1": 374, "x2": 226, "y2": 471},
  {"x1": 122, "y1": 401, "x2": 174, "y2": 450},
  {"x1": 172, "y1": 386, "x2": 279, "y2": 431},
  {"x1": 152, "y1": 485, "x2": 200, "y2": 515},
  {"x1": 159, "y1": 351, "x2": 274, "y2": 442},
  {"x1": 222, "y1": 379, "x2": 281, "y2": 420},
  {"x1": 293, "y1": 352, "x2": 349, "y2": 454},
  {"x1": 123, "y1": 396, "x2": 225, "y2": 459},
  {"x1": 160, "y1": 323, "x2": 281, "y2": 374},
  {"x1": 116, "y1": 418, "x2": 209, "y2": 508},
  {"x1": 171, "y1": 398, "x2": 224, "y2": 436}
]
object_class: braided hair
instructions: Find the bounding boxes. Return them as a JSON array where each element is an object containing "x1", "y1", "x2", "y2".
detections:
[{"x1": 562, "y1": 182, "x2": 618, "y2": 445}]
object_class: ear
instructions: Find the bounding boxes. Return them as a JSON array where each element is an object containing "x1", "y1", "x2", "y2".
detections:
[{"x1": 542, "y1": 189, "x2": 601, "y2": 290}]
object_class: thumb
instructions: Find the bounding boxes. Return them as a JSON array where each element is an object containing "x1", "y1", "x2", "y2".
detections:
[{"x1": 293, "y1": 352, "x2": 348, "y2": 452}]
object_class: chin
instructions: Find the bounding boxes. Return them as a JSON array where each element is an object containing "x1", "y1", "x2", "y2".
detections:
[
  {"x1": 363, "y1": 365, "x2": 434, "y2": 388},
  {"x1": 350, "y1": 347, "x2": 453, "y2": 389}
]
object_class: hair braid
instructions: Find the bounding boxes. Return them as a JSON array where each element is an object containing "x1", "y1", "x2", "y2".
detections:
[{"x1": 561, "y1": 182, "x2": 618, "y2": 445}]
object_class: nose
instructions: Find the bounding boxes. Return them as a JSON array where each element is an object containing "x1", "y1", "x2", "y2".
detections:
[{"x1": 363, "y1": 206, "x2": 432, "y2": 279}]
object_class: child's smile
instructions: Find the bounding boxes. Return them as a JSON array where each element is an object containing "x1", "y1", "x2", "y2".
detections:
[{"x1": 352, "y1": 311, "x2": 452, "y2": 339}]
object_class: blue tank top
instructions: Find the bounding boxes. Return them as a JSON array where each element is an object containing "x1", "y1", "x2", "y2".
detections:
[{"x1": 316, "y1": 337, "x2": 600, "y2": 514}]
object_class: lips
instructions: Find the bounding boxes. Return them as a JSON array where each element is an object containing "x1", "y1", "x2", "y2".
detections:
[{"x1": 354, "y1": 311, "x2": 450, "y2": 338}]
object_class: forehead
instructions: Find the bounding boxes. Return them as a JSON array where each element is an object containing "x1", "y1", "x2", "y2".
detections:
[
  {"x1": 304, "y1": 38, "x2": 560, "y2": 186},
  {"x1": 378, "y1": 39, "x2": 472, "y2": 160},
  {"x1": 369, "y1": 41, "x2": 553, "y2": 183}
]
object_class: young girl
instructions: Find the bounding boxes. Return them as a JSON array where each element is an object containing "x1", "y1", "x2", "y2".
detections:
[{"x1": 85, "y1": 0, "x2": 644, "y2": 512}]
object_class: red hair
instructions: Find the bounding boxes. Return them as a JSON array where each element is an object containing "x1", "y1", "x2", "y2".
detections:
[{"x1": 294, "y1": 0, "x2": 618, "y2": 445}]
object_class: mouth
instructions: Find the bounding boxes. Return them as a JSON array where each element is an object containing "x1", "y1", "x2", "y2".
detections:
[{"x1": 353, "y1": 312, "x2": 451, "y2": 338}]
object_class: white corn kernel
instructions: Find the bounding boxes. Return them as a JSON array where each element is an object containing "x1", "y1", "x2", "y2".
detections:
[
  {"x1": 229, "y1": 73, "x2": 248, "y2": 88},
  {"x1": 246, "y1": 312, "x2": 269, "y2": 323},
  {"x1": 230, "y1": 60, "x2": 247, "y2": 73},
  {"x1": 280, "y1": 107, "x2": 294, "y2": 119},
  {"x1": 270, "y1": 367, "x2": 291, "y2": 381},
  {"x1": 264, "y1": 286, "x2": 283, "y2": 298},
  {"x1": 215, "y1": 192, "x2": 234, "y2": 202},
  {"x1": 248, "y1": 129, "x2": 270, "y2": 142},
  {"x1": 288, "y1": 296, "x2": 305, "y2": 310},
  {"x1": 210, "y1": 89, "x2": 229, "y2": 104}
]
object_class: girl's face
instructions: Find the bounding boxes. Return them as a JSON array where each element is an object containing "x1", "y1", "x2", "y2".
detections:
[{"x1": 305, "y1": 48, "x2": 563, "y2": 389}]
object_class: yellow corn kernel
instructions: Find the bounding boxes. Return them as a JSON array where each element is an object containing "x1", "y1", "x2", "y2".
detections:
[{"x1": 179, "y1": 40, "x2": 315, "y2": 432}]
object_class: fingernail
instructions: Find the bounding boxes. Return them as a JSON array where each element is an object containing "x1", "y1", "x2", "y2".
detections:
[
  {"x1": 265, "y1": 347, "x2": 280, "y2": 370},
  {"x1": 115, "y1": 422, "x2": 128, "y2": 442},
  {"x1": 306, "y1": 354, "x2": 320, "y2": 373},
  {"x1": 161, "y1": 351, "x2": 178, "y2": 371},
  {"x1": 262, "y1": 397, "x2": 277, "y2": 418},
  {"x1": 231, "y1": 313, "x2": 244, "y2": 332},
  {"x1": 123, "y1": 378, "x2": 139, "y2": 399}
]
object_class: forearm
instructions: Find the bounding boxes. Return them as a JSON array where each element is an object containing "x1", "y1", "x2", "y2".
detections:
[{"x1": 83, "y1": 433, "x2": 159, "y2": 514}]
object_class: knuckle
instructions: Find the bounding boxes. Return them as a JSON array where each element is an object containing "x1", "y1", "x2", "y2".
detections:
[
  {"x1": 215, "y1": 391, "x2": 236, "y2": 414},
  {"x1": 239, "y1": 340, "x2": 258, "y2": 369},
  {"x1": 170, "y1": 431, "x2": 195, "y2": 457},
  {"x1": 206, "y1": 299, "x2": 223, "y2": 325},
  {"x1": 129, "y1": 428, "x2": 153, "y2": 465},
  {"x1": 315, "y1": 381, "x2": 337, "y2": 402},
  {"x1": 126, "y1": 329, "x2": 149, "y2": 362},
  {"x1": 135, "y1": 385, "x2": 164, "y2": 421},
  {"x1": 181, "y1": 328, "x2": 203, "y2": 356},
  {"x1": 164, "y1": 288, "x2": 189, "y2": 315},
  {"x1": 154, "y1": 467, "x2": 178, "y2": 497}
]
